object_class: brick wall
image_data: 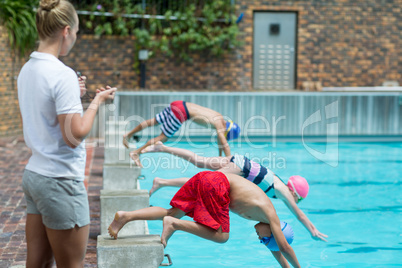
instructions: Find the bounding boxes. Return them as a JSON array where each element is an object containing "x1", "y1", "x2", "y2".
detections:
[
  {"x1": 1, "y1": 0, "x2": 401, "y2": 137},
  {"x1": 64, "y1": 0, "x2": 401, "y2": 90},
  {"x1": 61, "y1": 35, "x2": 138, "y2": 91},
  {"x1": 248, "y1": 0, "x2": 401, "y2": 88},
  {"x1": 0, "y1": 26, "x2": 23, "y2": 137}
]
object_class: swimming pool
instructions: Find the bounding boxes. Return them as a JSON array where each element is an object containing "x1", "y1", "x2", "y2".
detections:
[{"x1": 138, "y1": 141, "x2": 402, "y2": 267}]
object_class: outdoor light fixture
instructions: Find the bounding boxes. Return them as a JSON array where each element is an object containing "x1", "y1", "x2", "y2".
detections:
[
  {"x1": 138, "y1": 50, "x2": 149, "y2": 88},
  {"x1": 269, "y1": 23, "x2": 280, "y2": 35},
  {"x1": 139, "y1": 49, "x2": 149, "y2": 61}
]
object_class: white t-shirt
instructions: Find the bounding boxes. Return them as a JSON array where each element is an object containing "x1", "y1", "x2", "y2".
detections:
[{"x1": 18, "y1": 52, "x2": 86, "y2": 180}]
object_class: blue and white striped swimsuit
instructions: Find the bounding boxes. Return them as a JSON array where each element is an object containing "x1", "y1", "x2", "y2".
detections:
[
  {"x1": 230, "y1": 154, "x2": 278, "y2": 198},
  {"x1": 155, "y1": 106, "x2": 182, "y2": 138}
]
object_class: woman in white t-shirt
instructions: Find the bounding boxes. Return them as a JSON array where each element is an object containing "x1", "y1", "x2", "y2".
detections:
[{"x1": 17, "y1": 0, "x2": 116, "y2": 266}]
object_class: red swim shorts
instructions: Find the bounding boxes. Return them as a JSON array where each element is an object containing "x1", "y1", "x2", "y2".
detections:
[
  {"x1": 170, "y1": 171, "x2": 230, "y2": 232},
  {"x1": 170, "y1": 100, "x2": 190, "y2": 123}
]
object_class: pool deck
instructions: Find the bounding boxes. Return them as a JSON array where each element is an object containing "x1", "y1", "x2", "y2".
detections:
[{"x1": 0, "y1": 136, "x2": 103, "y2": 267}]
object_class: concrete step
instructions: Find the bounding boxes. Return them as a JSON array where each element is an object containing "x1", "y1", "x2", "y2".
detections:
[
  {"x1": 103, "y1": 164, "x2": 141, "y2": 190},
  {"x1": 105, "y1": 131, "x2": 125, "y2": 149},
  {"x1": 105, "y1": 131, "x2": 136, "y2": 149},
  {"x1": 104, "y1": 120, "x2": 137, "y2": 149},
  {"x1": 104, "y1": 147, "x2": 135, "y2": 165},
  {"x1": 100, "y1": 189, "x2": 149, "y2": 236},
  {"x1": 97, "y1": 234, "x2": 164, "y2": 268}
]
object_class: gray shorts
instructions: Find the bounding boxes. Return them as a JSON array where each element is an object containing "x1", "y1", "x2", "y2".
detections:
[{"x1": 22, "y1": 169, "x2": 90, "y2": 230}]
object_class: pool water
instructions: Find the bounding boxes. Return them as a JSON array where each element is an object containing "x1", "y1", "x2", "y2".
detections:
[{"x1": 138, "y1": 141, "x2": 402, "y2": 267}]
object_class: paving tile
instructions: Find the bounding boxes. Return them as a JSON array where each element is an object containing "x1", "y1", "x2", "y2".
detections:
[{"x1": 0, "y1": 137, "x2": 102, "y2": 267}]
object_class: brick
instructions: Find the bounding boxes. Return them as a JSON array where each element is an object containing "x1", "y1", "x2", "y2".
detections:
[
  {"x1": 1, "y1": 1, "x2": 402, "y2": 136},
  {"x1": 0, "y1": 140, "x2": 101, "y2": 265}
]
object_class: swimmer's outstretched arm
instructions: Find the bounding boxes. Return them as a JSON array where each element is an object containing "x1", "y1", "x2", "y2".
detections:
[
  {"x1": 271, "y1": 251, "x2": 290, "y2": 268},
  {"x1": 256, "y1": 223, "x2": 290, "y2": 268},
  {"x1": 123, "y1": 118, "x2": 159, "y2": 148},
  {"x1": 216, "y1": 128, "x2": 231, "y2": 157},
  {"x1": 296, "y1": 209, "x2": 328, "y2": 242},
  {"x1": 279, "y1": 191, "x2": 328, "y2": 242},
  {"x1": 269, "y1": 216, "x2": 300, "y2": 268}
]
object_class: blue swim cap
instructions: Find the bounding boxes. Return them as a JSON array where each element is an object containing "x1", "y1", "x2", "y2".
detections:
[
  {"x1": 225, "y1": 121, "x2": 240, "y2": 140},
  {"x1": 260, "y1": 221, "x2": 294, "y2": 251}
]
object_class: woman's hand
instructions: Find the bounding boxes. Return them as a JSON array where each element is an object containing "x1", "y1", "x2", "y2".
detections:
[
  {"x1": 78, "y1": 75, "x2": 87, "y2": 97},
  {"x1": 95, "y1": 85, "x2": 116, "y2": 103}
]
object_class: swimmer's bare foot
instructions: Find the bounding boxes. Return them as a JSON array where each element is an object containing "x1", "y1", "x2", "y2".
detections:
[
  {"x1": 161, "y1": 216, "x2": 177, "y2": 248},
  {"x1": 108, "y1": 211, "x2": 128, "y2": 239},
  {"x1": 129, "y1": 151, "x2": 143, "y2": 167},
  {"x1": 149, "y1": 177, "x2": 164, "y2": 196},
  {"x1": 141, "y1": 141, "x2": 165, "y2": 154}
]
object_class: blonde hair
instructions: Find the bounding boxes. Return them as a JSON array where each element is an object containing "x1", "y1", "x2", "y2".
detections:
[{"x1": 36, "y1": 0, "x2": 77, "y2": 40}]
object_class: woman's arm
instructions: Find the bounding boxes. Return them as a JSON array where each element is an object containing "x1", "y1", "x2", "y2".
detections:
[{"x1": 59, "y1": 86, "x2": 116, "y2": 148}]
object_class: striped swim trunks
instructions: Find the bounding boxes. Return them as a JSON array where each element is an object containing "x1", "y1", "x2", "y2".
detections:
[{"x1": 155, "y1": 106, "x2": 183, "y2": 138}]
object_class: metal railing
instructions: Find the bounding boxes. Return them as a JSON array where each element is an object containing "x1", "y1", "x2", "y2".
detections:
[
  {"x1": 71, "y1": 0, "x2": 229, "y2": 15},
  {"x1": 88, "y1": 91, "x2": 402, "y2": 141}
]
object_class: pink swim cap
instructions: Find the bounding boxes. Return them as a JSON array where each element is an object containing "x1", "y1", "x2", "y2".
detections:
[{"x1": 287, "y1": 175, "x2": 309, "y2": 199}]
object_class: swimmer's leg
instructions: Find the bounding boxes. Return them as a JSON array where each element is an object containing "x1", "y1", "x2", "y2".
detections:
[
  {"x1": 142, "y1": 142, "x2": 231, "y2": 170},
  {"x1": 130, "y1": 133, "x2": 168, "y2": 167},
  {"x1": 161, "y1": 216, "x2": 229, "y2": 248},
  {"x1": 108, "y1": 207, "x2": 184, "y2": 239},
  {"x1": 149, "y1": 177, "x2": 190, "y2": 196}
]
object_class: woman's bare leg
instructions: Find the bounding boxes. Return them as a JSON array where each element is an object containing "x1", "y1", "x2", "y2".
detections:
[
  {"x1": 25, "y1": 214, "x2": 54, "y2": 268},
  {"x1": 149, "y1": 177, "x2": 190, "y2": 196},
  {"x1": 142, "y1": 141, "x2": 231, "y2": 170},
  {"x1": 161, "y1": 216, "x2": 229, "y2": 248},
  {"x1": 45, "y1": 224, "x2": 89, "y2": 268}
]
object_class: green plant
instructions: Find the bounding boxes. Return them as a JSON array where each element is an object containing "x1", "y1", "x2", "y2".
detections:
[
  {"x1": 79, "y1": 0, "x2": 241, "y2": 63},
  {"x1": 0, "y1": 0, "x2": 37, "y2": 56},
  {"x1": 83, "y1": 0, "x2": 143, "y2": 36}
]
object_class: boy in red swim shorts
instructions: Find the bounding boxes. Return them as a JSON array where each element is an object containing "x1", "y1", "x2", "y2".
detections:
[
  {"x1": 122, "y1": 101, "x2": 240, "y2": 167},
  {"x1": 108, "y1": 171, "x2": 301, "y2": 267}
]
